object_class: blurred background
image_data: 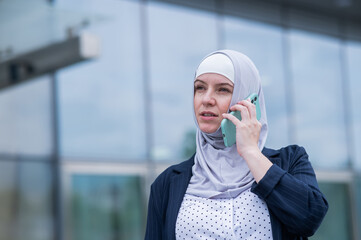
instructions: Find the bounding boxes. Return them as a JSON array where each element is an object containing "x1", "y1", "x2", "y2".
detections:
[{"x1": 0, "y1": 0, "x2": 361, "y2": 239}]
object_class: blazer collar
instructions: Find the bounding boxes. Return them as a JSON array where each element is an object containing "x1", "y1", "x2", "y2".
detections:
[
  {"x1": 167, "y1": 155, "x2": 195, "y2": 240},
  {"x1": 172, "y1": 154, "x2": 195, "y2": 174}
]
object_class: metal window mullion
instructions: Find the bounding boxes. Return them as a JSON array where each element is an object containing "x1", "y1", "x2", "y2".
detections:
[
  {"x1": 281, "y1": 5, "x2": 297, "y2": 144},
  {"x1": 338, "y1": 18, "x2": 359, "y2": 240},
  {"x1": 216, "y1": 0, "x2": 225, "y2": 49},
  {"x1": 338, "y1": 26, "x2": 356, "y2": 170},
  {"x1": 45, "y1": 0, "x2": 62, "y2": 237},
  {"x1": 49, "y1": 71, "x2": 62, "y2": 240},
  {"x1": 140, "y1": 0, "x2": 156, "y2": 196}
]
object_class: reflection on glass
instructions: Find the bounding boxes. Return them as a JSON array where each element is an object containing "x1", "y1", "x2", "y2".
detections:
[
  {"x1": 289, "y1": 30, "x2": 347, "y2": 169},
  {"x1": 71, "y1": 174, "x2": 144, "y2": 240},
  {"x1": 347, "y1": 42, "x2": 361, "y2": 170},
  {"x1": 0, "y1": 76, "x2": 52, "y2": 156},
  {"x1": 355, "y1": 175, "x2": 361, "y2": 236},
  {"x1": 224, "y1": 17, "x2": 288, "y2": 149},
  {"x1": 56, "y1": 0, "x2": 146, "y2": 160},
  {"x1": 0, "y1": 0, "x2": 59, "y2": 56},
  {"x1": 311, "y1": 182, "x2": 352, "y2": 240},
  {"x1": 16, "y1": 161, "x2": 54, "y2": 240},
  {"x1": 0, "y1": 160, "x2": 16, "y2": 240},
  {"x1": 148, "y1": 2, "x2": 217, "y2": 161},
  {"x1": 181, "y1": 129, "x2": 196, "y2": 159}
]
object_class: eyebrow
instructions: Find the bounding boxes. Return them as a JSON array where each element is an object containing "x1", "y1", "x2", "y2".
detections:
[{"x1": 194, "y1": 79, "x2": 233, "y2": 87}]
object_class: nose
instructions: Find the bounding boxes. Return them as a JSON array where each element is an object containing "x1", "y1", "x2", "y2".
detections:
[{"x1": 202, "y1": 90, "x2": 216, "y2": 106}]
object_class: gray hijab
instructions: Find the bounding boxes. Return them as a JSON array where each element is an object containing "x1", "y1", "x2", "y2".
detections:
[{"x1": 186, "y1": 50, "x2": 268, "y2": 199}]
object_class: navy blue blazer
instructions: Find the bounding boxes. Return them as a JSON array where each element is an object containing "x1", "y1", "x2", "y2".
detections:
[{"x1": 144, "y1": 145, "x2": 328, "y2": 240}]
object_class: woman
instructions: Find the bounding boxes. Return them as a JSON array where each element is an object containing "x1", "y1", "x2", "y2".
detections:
[{"x1": 144, "y1": 50, "x2": 328, "y2": 240}]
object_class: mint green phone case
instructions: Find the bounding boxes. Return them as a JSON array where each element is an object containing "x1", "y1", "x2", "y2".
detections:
[{"x1": 221, "y1": 93, "x2": 261, "y2": 147}]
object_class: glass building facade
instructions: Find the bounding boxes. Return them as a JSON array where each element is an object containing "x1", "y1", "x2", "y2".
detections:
[{"x1": 1, "y1": 0, "x2": 361, "y2": 239}]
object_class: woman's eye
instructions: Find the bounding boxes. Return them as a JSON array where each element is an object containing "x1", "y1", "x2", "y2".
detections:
[
  {"x1": 195, "y1": 86, "x2": 205, "y2": 90},
  {"x1": 219, "y1": 88, "x2": 231, "y2": 93}
]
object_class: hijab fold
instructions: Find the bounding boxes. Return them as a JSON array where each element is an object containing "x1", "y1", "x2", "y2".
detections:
[{"x1": 186, "y1": 50, "x2": 268, "y2": 199}]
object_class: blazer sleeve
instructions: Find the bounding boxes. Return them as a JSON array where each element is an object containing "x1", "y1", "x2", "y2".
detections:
[
  {"x1": 144, "y1": 184, "x2": 162, "y2": 240},
  {"x1": 251, "y1": 146, "x2": 328, "y2": 237}
]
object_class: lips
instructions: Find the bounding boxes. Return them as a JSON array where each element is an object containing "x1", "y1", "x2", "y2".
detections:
[
  {"x1": 200, "y1": 111, "x2": 218, "y2": 116},
  {"x1": 200, "y1": 111, "x2": 218, "y2": 120}
]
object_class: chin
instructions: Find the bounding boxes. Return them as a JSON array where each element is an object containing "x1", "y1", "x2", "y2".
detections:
[{"x1": 199, "y1": 125, "x2": 219, "y2": 134}]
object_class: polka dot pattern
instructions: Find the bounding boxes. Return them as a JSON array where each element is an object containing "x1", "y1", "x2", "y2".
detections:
[{"x1": 176, "y1": 188, "x2": 272, "y2": 239}]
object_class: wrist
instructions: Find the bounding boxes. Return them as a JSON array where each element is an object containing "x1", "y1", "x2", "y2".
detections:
[
  {"x1": 240, "y1": 146, "x2": 272, "y2": 183},
  {"x1": 240, "y1": 146, "x2": 262, "y2": 159}
]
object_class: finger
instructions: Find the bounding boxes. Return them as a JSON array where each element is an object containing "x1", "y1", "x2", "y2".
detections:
[
  {"x1": 229, "y1": 103, "x2": 250, "y2": 120},
  {"x1": 222, "y1": 113, "x2": 242, "y2": 127},
  {"x1": 240, "y1": 100, "x2": 257, "y2": 120}
]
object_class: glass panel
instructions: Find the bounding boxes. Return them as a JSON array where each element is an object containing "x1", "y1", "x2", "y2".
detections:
[
  {"x1": 346, "y1": 42, "x2": 361, "y2": 170},
  {"x1": 310, "y1": 182, "x2": 352, "y2": 240},
  {"x1": 70, "y1": 174, "x2": 144, "y2": 240},
  {"x1": 289, "y1": 30, "x2": 347, "y2": 169},
  {"x1": 16, "y1": 161, "x2": 54, "y2": 240},
  {"x1": 56, "y1": 0, "x2": 146, "y2": 160},
  {"x1": 148, "y1": 2, "x2": 217, "y2": 161},
  {"x1": 224, "y1": 17, "x2": 288, "y2": 149},
  {"x1": 0, "y1": 76, "x2": 52, "y2": 156},
  {"x1": 0, "y1": 160, "x2": 16, "y2": 240},
  {"x1": 0, "y1": 0, "x2": 108, "y2": 58},
  {"x1": 0, "y1": 0, "x2": 55, "y2": 56}
]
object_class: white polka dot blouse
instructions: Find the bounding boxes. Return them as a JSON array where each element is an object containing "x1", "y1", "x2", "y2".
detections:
[{"x1": 176, "y1": 188, "x2": 273, "y2": 239}]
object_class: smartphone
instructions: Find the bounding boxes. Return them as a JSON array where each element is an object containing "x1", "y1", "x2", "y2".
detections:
[{"x1": 221, "y1": 93, "x2": 261, "y2": 147}]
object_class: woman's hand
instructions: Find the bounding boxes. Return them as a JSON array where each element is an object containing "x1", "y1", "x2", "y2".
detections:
[
  {"x1": 222, "y1": 99, "x2": 272, "y2": 183},
  {"x1": 222, "y1": 99, "x2": 261, "y2": 157}
]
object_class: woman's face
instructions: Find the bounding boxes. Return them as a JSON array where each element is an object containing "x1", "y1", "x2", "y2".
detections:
[{"x1": 194, "y1": 73, "x2": 234, "y2": 133}]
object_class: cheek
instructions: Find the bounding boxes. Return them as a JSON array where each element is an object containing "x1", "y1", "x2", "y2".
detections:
[
  {"x1": 193, "y1": 95, "x2": 200, "y2": 109},
  {"x1": 193, "y1": 98, "x2": 198, "y2": 116},
  {"x1": 220, "y1": 98, "x2": 232, "y2": 113}
]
